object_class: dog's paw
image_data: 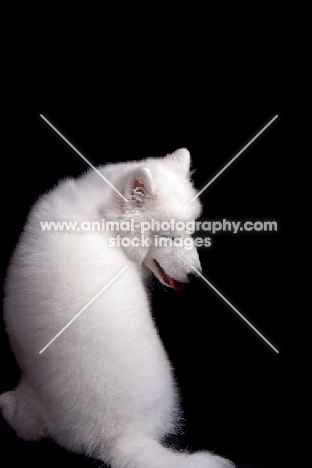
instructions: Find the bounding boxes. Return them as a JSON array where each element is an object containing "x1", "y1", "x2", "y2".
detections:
[
  {"x1": 0, "y1": 389, "x2": 46, "y2": 441},
  {"x1": 0, "y1": 391, "x2": 16, "y2": 425}
]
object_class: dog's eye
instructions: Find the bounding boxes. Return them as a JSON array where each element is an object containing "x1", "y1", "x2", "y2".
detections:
[{"x1": 154, "y1": 232, "x2": 178, "y2": 240}]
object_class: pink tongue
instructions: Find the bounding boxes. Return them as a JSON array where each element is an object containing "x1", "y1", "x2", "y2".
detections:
[{"x1": 169, "y1": 276, "x2": 185, "y2": 291}]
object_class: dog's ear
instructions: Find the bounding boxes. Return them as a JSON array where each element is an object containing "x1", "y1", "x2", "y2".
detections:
[
  {"x1": 169, "y1": 148, "x2": 191, "y2": 174},
  {"x1": 125, "y1": 166, "x2": 154, "y2": 206}
]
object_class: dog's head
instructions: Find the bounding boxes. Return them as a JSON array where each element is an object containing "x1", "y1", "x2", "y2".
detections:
[{"x1": 120, "y1": 149, "x2": 202, "y2": 290}]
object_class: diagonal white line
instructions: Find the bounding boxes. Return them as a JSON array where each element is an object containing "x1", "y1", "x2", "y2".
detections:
[
  {"x1": 192, "y1": 266, "x2": 279, "y2": 353},
  {"x1": 39, "y1": 266, "x2": 128, "y2": 354},
  {"x1": 190, "y1": 115, "x2": 278, "y2": 202},
  {"x1": 40, "y1": 114, "x2": 129, "y2": 203}
]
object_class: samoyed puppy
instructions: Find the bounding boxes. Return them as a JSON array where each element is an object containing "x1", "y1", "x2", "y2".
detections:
[{"x1": 0, "y1": 148, "x2": 234, "y2": 468}]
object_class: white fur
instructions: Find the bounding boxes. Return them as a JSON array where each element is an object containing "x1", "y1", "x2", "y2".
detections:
[{"x1": 0, "y1": 149, "x2": 234, "y2": 467}]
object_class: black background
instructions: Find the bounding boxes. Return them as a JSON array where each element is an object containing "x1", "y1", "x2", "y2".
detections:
[{"x1": 0, "y1": 66, "x2": 304, "y2": 468}]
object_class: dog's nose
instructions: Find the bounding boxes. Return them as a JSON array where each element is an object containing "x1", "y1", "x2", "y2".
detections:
[{"x1": 187, "y1": 268, "x2": 202, "y2": 282}]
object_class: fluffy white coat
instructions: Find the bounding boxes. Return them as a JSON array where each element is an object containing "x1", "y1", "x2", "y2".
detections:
[{"x1": 0, "y1": 149, "x2": 234, "y2": 468}]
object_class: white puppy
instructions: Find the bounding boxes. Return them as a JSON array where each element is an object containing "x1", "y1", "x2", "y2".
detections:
[{"x1": 0, "y1": 149, "x2": 234, "y2": 468}]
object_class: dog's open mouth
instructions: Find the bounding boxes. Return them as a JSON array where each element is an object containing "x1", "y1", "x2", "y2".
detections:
[{"x1": 154, "y1": 260, "x2": 185, "y2": 291}]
